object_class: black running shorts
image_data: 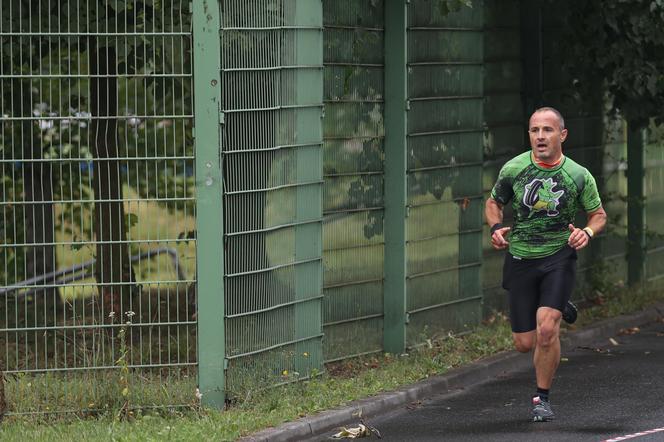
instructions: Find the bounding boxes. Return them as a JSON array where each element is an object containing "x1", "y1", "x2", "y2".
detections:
[{"x1": 502, "y1": 246, "x2": 577, "y2": 333}]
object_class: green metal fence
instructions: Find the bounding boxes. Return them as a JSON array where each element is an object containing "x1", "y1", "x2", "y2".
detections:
[
  {"x1": 322, "y1": 0, "x2": 386, "y2": 362},
  {"x1": 404, "y1": 0, "x2": 484, "y2": 345},
  {"x1": 1, "y1": 0, "x2": 196, "y2": 413},
  {"x1": 645, "y1": 126, "x2": 664, "y2": 284},
  {"x1": 0, "y1": 0, "x2": 661, "y2": 414},
  {"x1": 482, "y1": 0, "x2": 523, "y2": 313},
  {"x1": 219, "y1": 0, "x2": 324, "y2": 393}
]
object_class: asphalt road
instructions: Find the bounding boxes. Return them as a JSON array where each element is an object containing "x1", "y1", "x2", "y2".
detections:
[{"x1": 314, "y1": 319, "x2": 664, "y2": 442}]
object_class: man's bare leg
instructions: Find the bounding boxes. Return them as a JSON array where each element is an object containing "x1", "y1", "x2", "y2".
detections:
[
  {"x1": 534, "y1": 306, "x2": 562, "y2": 389},
  {"x1": 511, "y1": 307, "x2": 562, "y2": 421}
]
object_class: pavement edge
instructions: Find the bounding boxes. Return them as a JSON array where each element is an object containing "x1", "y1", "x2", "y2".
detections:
[{"x1": 241, "y1": 301, "x2": 664, "y2": 442}]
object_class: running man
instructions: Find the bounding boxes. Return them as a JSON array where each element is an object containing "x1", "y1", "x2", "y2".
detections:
[{"x1": 485, "y1": 107, "x2": 607, "y2": 421}]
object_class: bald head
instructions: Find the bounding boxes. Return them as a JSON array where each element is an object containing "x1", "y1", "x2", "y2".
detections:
[{"x1": 531, "y1": 107, "x2": 565, "y2": 131}]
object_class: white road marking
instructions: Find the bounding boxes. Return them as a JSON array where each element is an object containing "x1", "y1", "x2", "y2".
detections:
[{"x1": 602, "y1": 427, "x2": 664, "y2": 442}]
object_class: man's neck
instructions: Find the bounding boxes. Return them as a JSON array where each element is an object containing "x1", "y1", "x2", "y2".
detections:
[{"x1": 532, "y1": 152, "x2": 563, "y2": 169}]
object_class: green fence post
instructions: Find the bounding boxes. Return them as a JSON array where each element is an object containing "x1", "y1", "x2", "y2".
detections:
[
  {"x1": 294, "y1": 0, "x2": 324, "y2": 377},
  {"x1": 383, "y1": 0, "x2": 408, "y2": 354},
  {"x1": 627, "y1": 125, "x2": 646, "y2": 286},
  {"x1": 193, "y1": 0, "x2": 225, "y2": 408}
]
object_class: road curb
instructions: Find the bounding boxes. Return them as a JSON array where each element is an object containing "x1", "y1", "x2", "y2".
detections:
[{"x1": 241, "y1": 302, "x2": 664, "y2": 442}]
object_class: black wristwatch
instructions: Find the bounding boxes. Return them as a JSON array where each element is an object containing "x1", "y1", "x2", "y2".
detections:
[{"x1": 490, "y1": 223, "x2": 503, "y2": 235}]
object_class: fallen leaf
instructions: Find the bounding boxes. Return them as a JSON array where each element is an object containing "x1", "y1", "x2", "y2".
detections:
[
  {"x1": 618, "y1": 327, "x2": 640, "y2": 335},
  {"x1": 406, "y1": 401, "x2": 422, "y2": 410},
  {"x1": 331, "y1": 425, "x2": 370, "y2": 439},
  {"x1": 645, "y1": 351, "x2": 651, "y2": 355},
  {"x1": 331, "y1": 421, "x2": 381, "y2": 439},
  {"x1": 560, "y1": 357, "x2": 569, "y2": 362},
  {"x1": 609, "y1": 338, "x2": 619, "y2": 346}
]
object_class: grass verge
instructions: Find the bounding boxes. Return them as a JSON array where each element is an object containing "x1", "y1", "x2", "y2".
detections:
[{"x1": 0, "y1": 284, "x2": 662, "y2": 441}]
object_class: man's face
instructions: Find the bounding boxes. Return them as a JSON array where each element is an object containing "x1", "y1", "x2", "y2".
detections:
[{"x1": 528, "y1": 110, "x2": 567, "y2": 162}]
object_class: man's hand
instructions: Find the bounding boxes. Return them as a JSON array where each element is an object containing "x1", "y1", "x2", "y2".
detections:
[
  {"x1": 568, "y1": 224, "x2": 590, "y2": 250},
  {"x1": 491, "y1": 226, "x2": 511, "y2": 250}
]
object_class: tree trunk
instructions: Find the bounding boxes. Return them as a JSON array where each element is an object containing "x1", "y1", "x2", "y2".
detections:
[
  {"x1": 14, "y1": 78, "x2": 60, "y2": 326},
  {"x1": 89, "y1": 43, "x2": 135, "y2": 320}
]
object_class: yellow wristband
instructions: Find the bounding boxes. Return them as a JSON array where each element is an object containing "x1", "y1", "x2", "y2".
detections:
[{"x1": 582, "y1": 226, "x2": 594, "y2": 238}]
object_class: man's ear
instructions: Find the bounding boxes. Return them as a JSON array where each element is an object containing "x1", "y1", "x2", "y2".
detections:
[{"x1": 560, "y1": 128, "x2": 568, "y2": 142}]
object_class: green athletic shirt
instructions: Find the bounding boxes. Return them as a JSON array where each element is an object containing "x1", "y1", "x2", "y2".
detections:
[{"x1": 491, "y1": 151, "x2": 602, "y2": 259}]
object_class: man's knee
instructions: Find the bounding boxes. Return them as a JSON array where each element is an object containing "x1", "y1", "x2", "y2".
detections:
[
  {"x1": 536, "y1": 307, "x2": 562, "y2": 348},
  {"x1": 513, "y1": 333, "x2": 535, "y2": 353},
  {"x1": 536, "y1": 324, "x2": 559, "y2": 348}
]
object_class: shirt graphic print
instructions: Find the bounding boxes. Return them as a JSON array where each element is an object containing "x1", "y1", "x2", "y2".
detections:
[{"x1": 523, "y1": 178, "x2": 564, "y2": 217}]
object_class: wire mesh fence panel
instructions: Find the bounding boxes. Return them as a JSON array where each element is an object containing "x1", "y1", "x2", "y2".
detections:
[
  {"x1": 645, "y1": 125, "x2": 664, "y2": 285},
  {"x1": 571, "y1": 116, "x2": 628, "y2": 293},
  {"x1": 481, "y1": 0, "x2": 523, "y2": 314},
  {"x1": 220, "y1": 0, "x2": 324, "y2": 394},
  {"x1": 0, "y1": 0, "x2": 196, "y2": 415},
  {"x1": 598, "y1": 119, "x2": 628, "y2": 262},
  {"x1": 405, "y1": 1, "x2": 484, "y2": 346},
  {"x1": 321, "y1": 0, "x2": 385, "y2": 363}
]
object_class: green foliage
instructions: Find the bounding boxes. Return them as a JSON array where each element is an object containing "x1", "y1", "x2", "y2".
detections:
[
  {"x1": 585, "y1": 260, "x2": 617, "y2": 300},
  {"x1": 560, "y1": 0, "x2": 664, "y2": 126}
]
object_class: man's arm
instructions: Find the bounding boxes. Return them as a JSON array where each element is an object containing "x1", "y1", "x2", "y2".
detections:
[
  {"x1": 485, "y1": 197, "x2": 511, "y2": 250},
  {"x1": 568, "y1": 206, "x2": 608, "y2": 250}
]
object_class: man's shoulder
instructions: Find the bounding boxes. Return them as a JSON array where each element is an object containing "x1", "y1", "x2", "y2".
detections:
[
  {"x1": 562, "y1": 155, "x2": 588, "y2": 171},
  {"x1": 500, "y1": 151, "x2": 531, "y2": 175},
  {"x1": 561, "y1": 155, "x2": 597, "y2": 192},
  {"x1": 562, "y1": 155, "x2": 594, "y2": 179}
]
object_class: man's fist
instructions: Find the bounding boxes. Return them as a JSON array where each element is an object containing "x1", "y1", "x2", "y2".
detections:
[
  {"x1": 491, "y1": 226, "x2": 511, "y2": 250},
  {"x1": 568, "y1": 223, "x2": 589, "y2": 250}
]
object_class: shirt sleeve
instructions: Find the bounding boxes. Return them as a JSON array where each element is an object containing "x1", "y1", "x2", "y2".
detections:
[
  {"x1": 490, "y1": 165, "x2": 514, "y2": 206},
  {"x1": 580, "y1": 169, "x2": 602, "y2": 212}
]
